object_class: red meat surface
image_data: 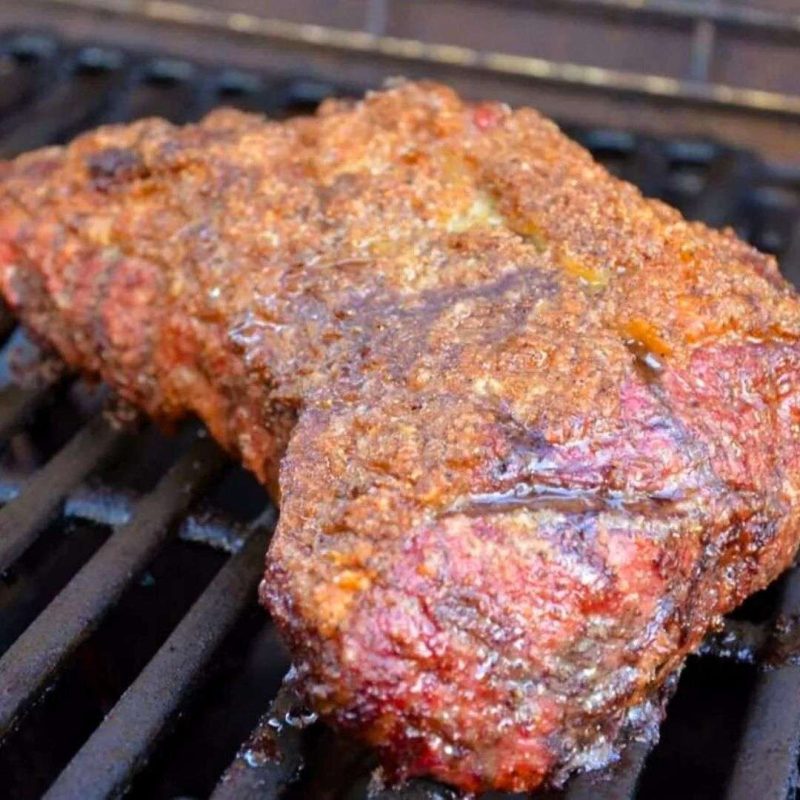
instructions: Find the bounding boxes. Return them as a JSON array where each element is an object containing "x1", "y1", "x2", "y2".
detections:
[{"x1": 1, "y1": 82, "x2": 800, "y2": 793}]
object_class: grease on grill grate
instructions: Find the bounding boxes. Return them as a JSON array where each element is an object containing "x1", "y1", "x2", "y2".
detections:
[{"x1": 0, "y1": 29, "x2": 798, "y2": 800}]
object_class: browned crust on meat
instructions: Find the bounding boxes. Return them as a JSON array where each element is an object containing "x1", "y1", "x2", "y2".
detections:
[{"x1": 1, "y1": 82, "x2": 800, "y2": 792}]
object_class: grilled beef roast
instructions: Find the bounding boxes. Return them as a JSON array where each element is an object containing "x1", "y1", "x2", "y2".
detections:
[{"x1": 1, "y1": 82, "x2": 799, "y2": 793}]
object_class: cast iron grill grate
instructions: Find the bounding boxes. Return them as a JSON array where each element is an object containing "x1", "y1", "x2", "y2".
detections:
[{"x1": 0, "y1": 29, "x2": 798, "y2": 800}]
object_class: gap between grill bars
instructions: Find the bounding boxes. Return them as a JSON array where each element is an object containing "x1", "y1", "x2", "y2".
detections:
[{"x1": 0, "y1": 26, "x2": 797, "y2": 800}]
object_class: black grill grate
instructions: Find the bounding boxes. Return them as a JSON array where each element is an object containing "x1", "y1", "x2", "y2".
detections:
[{"x1": 0, "y1": 28, "x2": 799, "y2": 800}]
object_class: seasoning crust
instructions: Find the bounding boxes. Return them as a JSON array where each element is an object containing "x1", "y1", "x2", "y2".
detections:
[{"x1": 1, "y1": 82, "x2": 800, "y2": 792}]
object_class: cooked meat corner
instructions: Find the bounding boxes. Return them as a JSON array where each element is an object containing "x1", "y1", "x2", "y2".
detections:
[{"x1": 1, "y1": 81, "x2": 799, "y2": 793}]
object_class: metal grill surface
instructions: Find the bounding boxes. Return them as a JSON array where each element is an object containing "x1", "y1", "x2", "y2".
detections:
[{"x1": 0, "y1": 29, "x2": 799, "y2": 800}]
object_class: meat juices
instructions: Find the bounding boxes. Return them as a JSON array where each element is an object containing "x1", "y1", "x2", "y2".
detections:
[{"x1": 1, "y1": 82, "x2": 800, "y2": 793}]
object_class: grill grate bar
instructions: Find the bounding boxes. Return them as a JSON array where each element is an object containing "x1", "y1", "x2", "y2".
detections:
[
  {"x1": 725, "y1": 566, "x2": 800, "y2": 800},
  {"x1": 212, "y1": 682, "x2": 306, "y2": 800},
  {"x1": 565, "y1": 741, "x2": 651, "y2": 800},
  {"x1": 0, "y1": 436, "x2": 225, "y2": 738},
  {"x1": 44, "y1": 512, "x2": 274, "y2": 800},
  {"x1": 0, "y1": 414, "x2": 129, "y2": 575}
]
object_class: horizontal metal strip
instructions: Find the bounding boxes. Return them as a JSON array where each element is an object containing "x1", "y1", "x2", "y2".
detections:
[
  {"x1": 535, "y1": 0, "x2": 800, "y2": 35},
  {"x1": 32, "y1": 0, "x2": 800, "y2": 118}
]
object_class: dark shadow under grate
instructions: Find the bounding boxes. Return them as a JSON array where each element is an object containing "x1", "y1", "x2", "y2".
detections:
[{"x1": 0, "y1": 28, "x2": 799, "y2": 800}]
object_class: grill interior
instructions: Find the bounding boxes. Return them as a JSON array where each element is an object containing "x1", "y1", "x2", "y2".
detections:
[{"x1": 0, "y1": 28, "x2": 799, "y2": 800}]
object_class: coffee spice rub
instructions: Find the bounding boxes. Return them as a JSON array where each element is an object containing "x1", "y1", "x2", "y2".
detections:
[{"x1": 1, "y1": 82, "x2": 800, "y2": 793}]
